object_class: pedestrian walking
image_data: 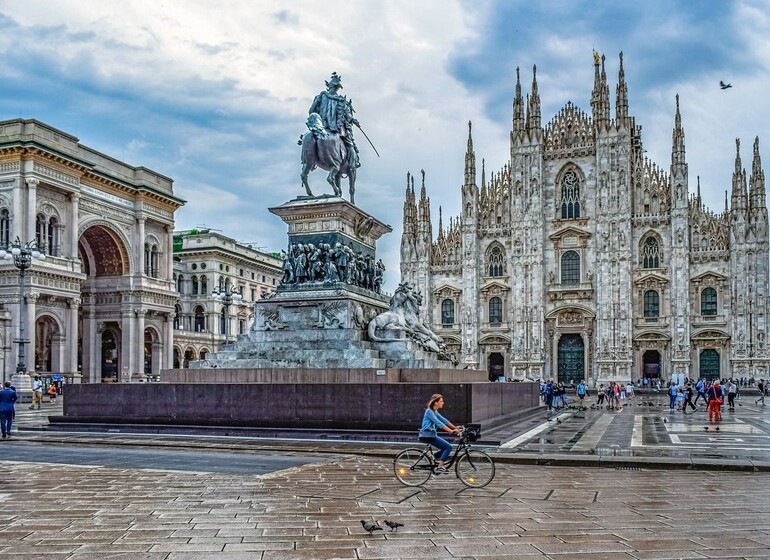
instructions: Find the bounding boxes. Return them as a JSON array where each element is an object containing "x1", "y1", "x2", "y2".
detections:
[
  {"x1": 693, "y1": 378, "x2": 707, "y2": 406},
  {"x1": 727, "y1": 380, "x2": 737, "y2": 412},
  {"x1": 596, "y1": 384, "x2": 605, "y2": 407},
  {"x1": 708, "y1": 381, "x2": 723, "y2": 422},
  {"x1": 30, "y1": 375, "x2": 43, "y2": 410},
  {"x1": 0, "y1": 381, "x2": 17, "y2": 438},
  {"x1": 756, "y1": 380, "x2": 766, "y2": 406},
  {"x1": 682, "y1": 383, "x2": 696, "y2": 413},
  {"x1": 48, "y1": 383, "x2": 57, "y2": 403},
  {"x1": 668, "y1": 382, "x2": 678, "y2": 412},
  {"x1": 576, "y1": 380, "x2": 588, "y2": 409}
]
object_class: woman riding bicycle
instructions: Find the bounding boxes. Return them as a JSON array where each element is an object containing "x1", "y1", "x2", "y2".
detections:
[{"x1": 419, "y1": 394, "x2": 460, "y2": 474}]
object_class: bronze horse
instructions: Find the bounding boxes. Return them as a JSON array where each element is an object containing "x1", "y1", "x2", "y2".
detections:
[{"x1": 300, "y1": 113, "x2": 356, "y2": 204}]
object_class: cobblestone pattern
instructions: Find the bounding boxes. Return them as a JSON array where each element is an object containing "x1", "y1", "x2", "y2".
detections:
[{"x1": 1, "y1": 455, "x2": 770, "y2": 559}]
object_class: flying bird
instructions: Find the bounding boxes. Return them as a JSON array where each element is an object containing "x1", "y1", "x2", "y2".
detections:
[
  {"x1": 384, "y1": 520, "x2": 404, "y2": 532},
  {"x1": 720, "y1": 81, "x2": 732, "y2": 90},
  {"x1": 361, "y1": 520, "x2": 383, "y2": 535}
]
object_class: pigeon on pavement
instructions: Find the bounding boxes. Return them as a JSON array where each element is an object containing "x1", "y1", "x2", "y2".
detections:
[
  {"x1": 361, "y1": 520, "x2": 383, "y2": 535},
  {"x1": 384, "y1": 520, "x2": 404, "y2": 532}
]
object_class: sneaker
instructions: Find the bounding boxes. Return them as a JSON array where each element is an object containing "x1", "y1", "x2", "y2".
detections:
[{"x1": 434, "y1": 467, "x2": 449, "y2": 475}]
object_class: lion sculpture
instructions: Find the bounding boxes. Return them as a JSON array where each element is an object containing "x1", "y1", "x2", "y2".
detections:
[{"x1": 367, "y1": 282, "x2": 456, "y2": 364}]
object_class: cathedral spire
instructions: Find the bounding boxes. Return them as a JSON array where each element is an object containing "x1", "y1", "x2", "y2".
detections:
[
  {"x1": 526, "y1": 64, "x2": 541, "y2": 133},
  {"x1": 591, "y1": 51, "x2": 610, "y2": 127},
  {"x1": 437, "y1": 206, "x2": 444, "y2": 241},
  {"x1": 481, "y1": 158, "x2": 486, "y2": 191},
  {"x1": 512, "y1": 66, "x2": 525, "y2": 138},
  {"x1": 615, "y1": 51, "x2": 628, "y2": 121},
  {"x1": 731, "y1": 138, "x2": 748, "y2": 212},
  {"x1": 671, "y1": 94, "x2": 686, "y2": 171},
  {"x1": 464, "y1": 121, "x2": 476, "y2": 187},
  {"x1": 750, "y1": 136, "x2": 766, "y2": 212}
]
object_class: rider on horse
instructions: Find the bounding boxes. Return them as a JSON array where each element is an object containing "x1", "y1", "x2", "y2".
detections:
[{"x1": 309, "y1": 72, "x2": 360, "y2": 169}]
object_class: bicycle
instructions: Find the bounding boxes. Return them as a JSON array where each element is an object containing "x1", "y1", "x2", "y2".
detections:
[{"x1": 393, "y1": 424, "x2": 496, "y2": 488}]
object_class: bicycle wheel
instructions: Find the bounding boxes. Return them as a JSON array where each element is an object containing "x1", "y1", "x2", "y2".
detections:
[
  {"x1": 455, "y1": 449, "x2": 495, "y2": 488},
  {"x1": 394, "y1": 448, "x2": 433, "y2": 486}
]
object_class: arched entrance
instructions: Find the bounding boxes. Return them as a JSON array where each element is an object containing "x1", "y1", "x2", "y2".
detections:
[
  {"x1": 487, "y1": 352, "x2": 504, "y2": 381},
  {"x1": 699, "y1": 349, "x2": 720, "y2": 380},
  {"x1": 642, "y1": 350, "x2": 662, "y2": 379},
  {"x1": 101, "y1": 329, "x2": 119, "y2": 382},
  {"x1": 144, "y1": 328, "x2": 162, "y2": 376},
  {"x1": 557, "y1": 334, "x2": 584, "y2": 383},
  {"x1": 183, "y1": 347, "x2": 195, "y2": 368},
  {"x1": 173, "y1": 347, "x2": 181, "y2": 369}
]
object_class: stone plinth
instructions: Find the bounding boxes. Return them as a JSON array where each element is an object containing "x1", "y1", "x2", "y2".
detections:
[{"x1": 269, "y1": 195, "x2": 391, "y2": 262}]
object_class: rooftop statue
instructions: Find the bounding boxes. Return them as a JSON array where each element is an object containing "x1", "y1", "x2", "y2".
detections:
[{"x1": 300, "y1": 72, "x2": 372, "y2": 205}]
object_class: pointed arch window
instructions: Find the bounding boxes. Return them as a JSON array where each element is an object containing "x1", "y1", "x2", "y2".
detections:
[
  {"x1": 560, "y1": 170, "x2": 581, "y2": 219},
  {"x1": 487, "y1": 245, "x2": 506, "y2": 277},
  {"x1": 560, "y1": 250, "x2": 580, "y2": 285},
  {"x1": 0, "y1": 208, "x2": 9, "y2": 247},
  {"x1": 701, "y1": 287, "x2": 717, "y2": 316},
  {"x1": 489, "y1": 297, "x2": 503, "y2": 324},
  {"x1": 441, "y1": 299, "x2": 455, "y2": 326},
  {"x1": 641, "y1": 237, "x2": 661, "y2": 269},
  {"x1": 643, "y1": 290, "x2": 660, "y2": 318}
]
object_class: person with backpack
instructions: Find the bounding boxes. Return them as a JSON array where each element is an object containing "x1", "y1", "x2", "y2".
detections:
[
  {"x1": 693, "y1": 378, "x2": 707, "y2": 406},
  {"x1": 576, "y1": 380, "x2": 588, "y2": 409},
  {"x1": 668, "y1": 382, "x2": 679, "y2": 412}
]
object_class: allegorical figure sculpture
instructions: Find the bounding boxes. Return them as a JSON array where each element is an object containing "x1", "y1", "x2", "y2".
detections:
[
  {"x1": 367, "y1": 282, "x2": 457, "y2": 364},
  {"x1": 300, "y1": 72, "x2": 366, "y2": 204}
]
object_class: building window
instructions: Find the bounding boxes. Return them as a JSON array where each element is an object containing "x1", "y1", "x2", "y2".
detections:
[
  {"x1": 191, "y1": 276, "x2": 199, "y2": 295},
  {"x1": 47, "y1": 216, "x2": 60, "y2": 256},
  {"x1": 173, "y1": 305, "x2": 181, "y2": 330},
  {"x1": 560, "y1": 250, "x2": 580, "y2": 285},
  {"x1": 194, "y1": 306, "x2": 206, "y2": 332},
  {"x1": 200, "y1": 275, "x2": 207, "y2": 294},
  {"x1": 251, "y1": 288, "x2": 256, "y2": 301},
  {"x1": 489, "y1": 297, "x2": 503, "y2": 324},
  {"x1": 239, "y1": 319, "x2": 245, "y2": 335},
  {"x1": 643, "y1": 290, "x2": 660, "y2": 318},
  {"x1": 487, "y1": 245, "x2": 505, "y2": 277},
  {"x1": 560, "y1": 170, "x2": 581, "y2": 219},
  {"x1": 35, "y1": 213, "x2": 46, "y2": 251},
  {"x1": 150, "y1": 244, "x2": 159, "y2": 278},
  {"x1": 0, "y1": 208, "x2": 9, "y2": 247},
  {"x1": 641, "y1": 237, "x2": 661, "y2": 268},
  {"x1": 441, "y1": 299, "x2": 455, "y2": 326},
  {"x1": 701, "y1": 287, "x2": 717, "y2": 316},
  {"x1": 177, "y1": 275, "x2": 184, "y2": 294}
]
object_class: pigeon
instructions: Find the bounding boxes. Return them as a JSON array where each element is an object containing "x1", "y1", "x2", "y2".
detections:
[
  {"x1": 556, "y1": 418, "x2": 562, "y2": 424},
  {"x1": 361, "y1": 520, "x2": 383, "y2": 535},
  {"x1": 662, "y1": 417, "x2": 668, "y2": 423},
  {"x1": 715, "y1": 426, "x2": 720, "y2": 431},
  {"x1": 384, "y1": 520, "x2": 404, "y2": 532},
  {"x1": 704, "y1": 426, "x2": 709, "y2": 431},
  {"x1": 720, "y1": 80, "x2": 732, "y2": 90}
]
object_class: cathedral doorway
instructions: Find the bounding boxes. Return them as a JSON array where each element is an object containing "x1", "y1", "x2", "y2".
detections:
[
  {"x1": 699, "y1": 349, "x2": 720, "y2": 380},
  {"x1": 642, "y1": 350, "x2": 661, "y2": 379},
  {"x1": 557, "y1": 334, "x2": 584, "y2": 383},
  {"x1": 488, "y1": 352, "x2": 504, "y2": 381}
]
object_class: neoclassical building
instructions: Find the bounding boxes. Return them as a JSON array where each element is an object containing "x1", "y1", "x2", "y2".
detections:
[
  {"x1": 172, "y1": 228, "x2": 281, "y2": 367},
  {"x1": 401, "y1": 54, "x2": 769, "y2": 384},
  {"x1": 0, "y1": 119, "x2": 183, "y2": 383}
]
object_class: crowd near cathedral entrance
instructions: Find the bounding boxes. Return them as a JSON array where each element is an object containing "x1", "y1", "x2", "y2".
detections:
[
  {"x1": 400, "y1": 53, "x2": 770, "y2": 385},
  {"x1": 0, "y1": 119, "x2": 182, "y2": 384}
]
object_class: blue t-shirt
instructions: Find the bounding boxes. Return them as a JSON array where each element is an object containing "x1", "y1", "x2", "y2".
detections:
[
  {"x1": 420, "y1": 408, "x2": 449, "y2": 437},
  {"x1": 577, "y1": 383, "x2": 587, "y2": 396}
]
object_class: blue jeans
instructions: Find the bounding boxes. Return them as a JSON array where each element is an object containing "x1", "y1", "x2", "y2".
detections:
[
  {"x1": 423, "y1": 435, "x2": 452, "y2": 462},
  {"x1": 0, "y1": 410, "x2": 12, "y2": 435},
  {"x1": 669, "y1": 393, "x2": 677, "y2": 409}
]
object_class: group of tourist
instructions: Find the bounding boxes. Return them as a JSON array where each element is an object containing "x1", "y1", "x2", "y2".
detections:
[{"x1": 665, "y1": 377, "x2": 768, "y2": 422}]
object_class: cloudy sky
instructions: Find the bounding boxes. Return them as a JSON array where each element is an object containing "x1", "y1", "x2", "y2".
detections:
[{"x1": 0, "y1": 0, "x2": 768, "y2": 291}]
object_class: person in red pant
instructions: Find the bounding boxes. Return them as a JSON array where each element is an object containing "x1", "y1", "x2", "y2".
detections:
[{"x1": 707, "y1": 381, "x2": 723, "y2": 422}]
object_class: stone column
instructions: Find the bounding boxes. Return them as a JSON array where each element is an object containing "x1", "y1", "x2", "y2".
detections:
[
  {"x1": 51, "y1": 335, "x2": 64, "y2": 373},
  {"x1": 26, "y1": 178, "x2": 38, "y2": 244},
  {"x1": 80, "y1": 308, "x2": 94, "y2": 382},
  {"x1": 94, "y1": 321, "x2": 105, "y2": 384},
  {"x1": 69, "y1": 194, "x2": 80, "y2": 258},
  {"x1": 11, "y1": 177, "x2": 22, "y2": 240},
  {"x1": 136, "y1": 216, "x2": 146, "y2": 276},
  {"x1": 135, "y1": 309, "x2": 146, "y2": 380},
  {"x1": 120, "y1": 310, "x2": 133, "y2": 382},
  {"x1": 165, "y1": 313, "x2": 174, "y2": 371},
  {"x1": 68, "y1": 298, "x2": 80, "y2": 376},
  {"x1": 26, "y1": 292, "x2": 38, "y2": 372},
  {"x1": 166, "y1": 224, "x2": 174, "y2": 282}
]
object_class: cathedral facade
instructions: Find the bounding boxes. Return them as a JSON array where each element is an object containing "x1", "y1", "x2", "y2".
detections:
[{"x1": 400, "y1": 54, "x2": 769, "y2": 385}]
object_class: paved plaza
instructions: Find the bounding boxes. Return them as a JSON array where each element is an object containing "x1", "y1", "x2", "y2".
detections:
[
  {"x1": 2, "y1": 391, "x2": 770, "y2": 558},
  {"x1": 2, "y1": 449, "x2": 770, "y2": 559}
]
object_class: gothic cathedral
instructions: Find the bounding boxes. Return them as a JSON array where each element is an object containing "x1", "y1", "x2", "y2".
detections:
[{"x1": 400, "y1": 54, "x2": 769, "y2": 385}]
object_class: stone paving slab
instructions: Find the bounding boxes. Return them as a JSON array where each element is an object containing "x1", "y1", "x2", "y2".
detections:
[{"x1": 2, "y1": 454, "x2": 770, "y2": 559}]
